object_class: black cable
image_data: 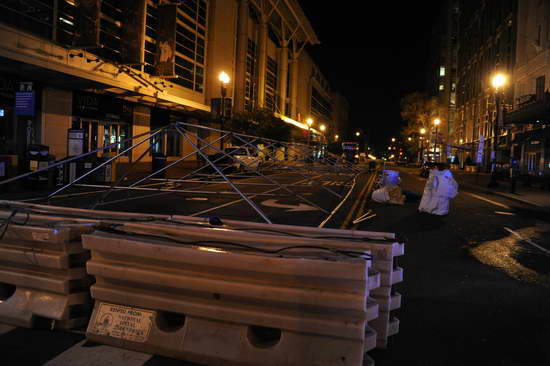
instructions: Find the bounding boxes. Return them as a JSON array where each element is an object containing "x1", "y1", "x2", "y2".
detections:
[
  {"x1": 101, "y1": 225, "x2": 372, "y2": 260},
  {"x1": 0, "y1": 210, "x2": 18, "y2": 241}
]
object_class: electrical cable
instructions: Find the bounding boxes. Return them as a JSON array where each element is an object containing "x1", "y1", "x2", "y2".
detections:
[{"x1": 100, "y1": 224, "x2": 372, "y2": 260}]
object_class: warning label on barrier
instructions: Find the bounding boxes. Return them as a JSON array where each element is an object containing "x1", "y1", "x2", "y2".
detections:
[{"x1": 88, "y1": 302, "x2": 155, "y2": 343}]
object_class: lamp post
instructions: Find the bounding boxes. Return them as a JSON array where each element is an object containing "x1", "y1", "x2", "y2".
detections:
[
  {"x1": 488, "y1": 73, "x2": 507, "y2": 188},
  {"x1": 219, "y1": 71, "x2": 230, "y2": 150},
  {"x1": 319, "y1": 124, "x2": 326, "y2": 161},
  {"x1": 419, "y1": 127, "x2": 426, "y2": 163},
  {"x1": 306, "y1": 118, "x2": 313, "y2": 147},
  {"x1": 433, "y1": 118, "x2": 441, "y2": 162}
]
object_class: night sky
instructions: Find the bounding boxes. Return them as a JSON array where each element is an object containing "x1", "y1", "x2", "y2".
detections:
[{"x1": 300, "y1": 1, "x2": 441, "y2": 154}]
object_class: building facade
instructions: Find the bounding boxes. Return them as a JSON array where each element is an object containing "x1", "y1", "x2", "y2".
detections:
[
  {"x1": 427, "y1": 0, "x2": 460, "y2": 163},
  {"x1": 505, "y1": 0, "x2": 550, "y2": 180},
  {"x1": 455, "y1": 0, "x2": 517, "y2": 170},
  {"x1": 0, "y1": 0, "x2": 348, "y2": 176}
]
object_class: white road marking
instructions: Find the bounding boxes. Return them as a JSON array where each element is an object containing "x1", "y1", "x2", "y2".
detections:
[
  {"x1": 495, "y1": 211, "x2": 516, "y2": 216},
  {"x1": 190, "y1": 176, "x2": 320, "y2": 217},
  {"x1": 261, "y1": 199, "x2": 320, "y2": 212},
  {"x1": 43, "y1": 339, "x2": 152, "y2": 366},
  {"x1": 464, "y1": 192, "x2": 511, "y2": 209},
  {"x1": 504, "y1": 227, "x2": 550, "y2": 257}
]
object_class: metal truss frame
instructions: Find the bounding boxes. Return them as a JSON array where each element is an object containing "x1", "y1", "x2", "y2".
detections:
[{"x1": 0, "y1": 121, "x2": 364, "y2": 225}]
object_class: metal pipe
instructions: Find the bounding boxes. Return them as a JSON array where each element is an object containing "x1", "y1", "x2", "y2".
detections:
[
  {"x1": 175, "y1": 125, "x2": 273, "y2": 224},
  {"x1": 47, "y1": 128, "x2": 166, "y2": 198}
]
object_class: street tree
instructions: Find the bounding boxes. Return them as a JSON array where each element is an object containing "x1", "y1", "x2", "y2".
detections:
[{"x1": 400, "y1": 92, "x2": 443, "y2": 157}]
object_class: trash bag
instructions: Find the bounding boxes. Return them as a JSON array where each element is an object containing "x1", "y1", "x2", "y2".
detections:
[
  {"x1": 372, "y1": 184, "x2": 405, "y2": 205},
  {"x1": 418, "y1": 169, "x2": 459, "y2": 215},
  {"x1": 381, "y1": 170, "x2": 401, "y2": 186},
  {"x1": 372, "y1": 186, "x2": 390, "y2": 203}
]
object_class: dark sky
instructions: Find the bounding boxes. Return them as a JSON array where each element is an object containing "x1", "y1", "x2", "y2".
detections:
[{"x1": 299, "y1": 1, "x2": 441, "y2": 153}]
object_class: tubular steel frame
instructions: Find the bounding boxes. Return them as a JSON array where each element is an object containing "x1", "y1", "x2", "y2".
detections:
[{"x1": 0, "y1": 121, "x2": 364, "y2": 225}]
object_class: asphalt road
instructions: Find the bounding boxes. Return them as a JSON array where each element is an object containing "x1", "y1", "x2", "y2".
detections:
[
  {"x1": 2, "y1": 170, "x2": 364, "y2": 227},
  {"x1": 363, "y1": 167, "x2": 550, "y2": 366},
  {"x1": 1, "y1": 166, "x2": 549, "y2": 365}
]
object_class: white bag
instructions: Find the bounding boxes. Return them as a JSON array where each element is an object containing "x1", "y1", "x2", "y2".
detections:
[
  {"x1": 419, "y1": 169, "x2": 458, "y2": 215},
  {"x1": 372, "y1": 186, "x2": 390, "y2": 203},
  {"x1": 381, "y1": 170, "x2": 401, "y2": 186}
]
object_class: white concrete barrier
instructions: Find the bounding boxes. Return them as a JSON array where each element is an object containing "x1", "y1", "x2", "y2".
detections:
[{"x1": 84, "y1": 229, "x2": 378, "y2": 366}]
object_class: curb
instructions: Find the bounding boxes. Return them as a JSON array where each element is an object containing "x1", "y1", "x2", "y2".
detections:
[{"x1": 458, "y1": 182, "x2": 548, "y2": 210}]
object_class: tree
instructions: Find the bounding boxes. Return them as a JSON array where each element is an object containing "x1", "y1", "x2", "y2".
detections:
[
  {"x1": 400, "y1": 92, "x2": 443, "y2": 157},
  {"x1": 224, "y1": 109, "x2": 291, "y2": 142}
]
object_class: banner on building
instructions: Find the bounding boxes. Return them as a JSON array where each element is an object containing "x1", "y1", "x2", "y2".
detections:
[
  {"x1": 476, "y1": 135, "x2": 484, "y2": 164},
  {"x1": 155, "y1": 5, "x2": 177, "y2": 78},
  {"x1": 74, "y1": 0, "x2": 100, "y2": 48},
  {"x1": 120, "y1": 0, "x2": 146, "y2": 64}
]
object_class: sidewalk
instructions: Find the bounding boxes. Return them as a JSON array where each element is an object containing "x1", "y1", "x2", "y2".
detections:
[{"x1": 451, "y1": 170, "x2": 550, "y2": 210}]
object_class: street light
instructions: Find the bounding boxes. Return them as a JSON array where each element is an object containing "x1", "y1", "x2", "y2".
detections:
[
  {"x1": 306, "y1": 118, "x2": 314, "y2": 147},
  {"x1": 433, "y1": 118, "x2": 441, "y2": 162},
  {"x1": 391, "y1": 137, "x2": 396, "y2": 142},
  {"x1": 356, "y1": 131, "x2": 360, "y2": 137},
  {"x1": 488, "y1": 73, "x2": 507, "y2": 188},
  {"x1": 320, "y1": 124, "x2": 326, "y2": 144},
  {"x1": 334, "y1": 134, "x2": 339, "y2": 141},
  {"x1": 219, "y1": 71, "x2": 230, "y2": 149},
  {"x1": 418, "y1": 128, "x2": 426, "y2": 163}
]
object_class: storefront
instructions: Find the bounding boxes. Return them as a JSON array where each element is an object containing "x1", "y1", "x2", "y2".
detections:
[{"x1": 72, "y1": 91, "x2": 134, "y2": 159}]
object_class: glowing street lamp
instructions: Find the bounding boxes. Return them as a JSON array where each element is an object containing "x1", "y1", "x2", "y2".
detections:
[
  {"x1": 306, "y1": 118, "x2": 314, "y2": 147},
  {"x1": 433, "y1": 118, "x2": 441, "y2": 161},
  {"x1": 391, "y1": 137, "x2": 396, "y2": 142},
  {"x1": 488, "y1": 73, "x2": 508, "y2": 189},
  {"x1": 334, "y1": 134, "x2": 339, "y2": 141},
  {"x1": 219, "y1": 71, "x2": 230, "y2": 149}
]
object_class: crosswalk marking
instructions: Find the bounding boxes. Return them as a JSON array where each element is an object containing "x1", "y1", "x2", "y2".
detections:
[{"x1": 43, "y1": 339, "x2": 153, "y2": 366}]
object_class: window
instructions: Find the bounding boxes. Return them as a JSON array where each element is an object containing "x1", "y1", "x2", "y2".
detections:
[
  {"x1": 265, "y1": 56, "x2": 278, "y2": 112},
  {"x1": 440, "y1": 67, "x2": 446, "y2": 77},
  {"x1": 439, "y1": 84, "x2": 445, "y2": 91},
  {"x1": 72, "y1": 119, "x2": 131, "y2": 157},
  {"x1": 245, "y1": 39, "x2": 257, "y2": 111},
  {"x1": 143, "y1": 1, "x2": 208, "y2": 93}
]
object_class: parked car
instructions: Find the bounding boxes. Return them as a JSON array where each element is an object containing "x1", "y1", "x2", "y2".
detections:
[{"x1": 208, "y1": 147, "x2": 262, "y2": 173}]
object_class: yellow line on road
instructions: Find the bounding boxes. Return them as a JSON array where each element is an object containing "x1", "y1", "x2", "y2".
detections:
[{"x1": 340, "y1": 173, "x2": 377, "y2": 229}]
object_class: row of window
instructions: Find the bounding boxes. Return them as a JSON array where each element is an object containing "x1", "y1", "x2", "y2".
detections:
[{"x1": 1, "y1": 0, "x2": 207, "y2": 95}]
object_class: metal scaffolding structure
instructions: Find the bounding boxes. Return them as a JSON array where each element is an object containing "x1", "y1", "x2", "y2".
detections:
[{"x1": 0, "y1": 122, "x2": 363, "y2": 224}]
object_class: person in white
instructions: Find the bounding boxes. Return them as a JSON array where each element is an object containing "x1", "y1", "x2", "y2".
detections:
[{"x1": 419, "y1": 163, "x2": 459, "y2": 215}]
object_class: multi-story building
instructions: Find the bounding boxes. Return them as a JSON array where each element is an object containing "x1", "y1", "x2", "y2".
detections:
[
  {"x1": 455, "y1": 0, "x2": 517, "y2": 170},
  {"x1": 0, "y1": 0, "x2": 347, "y2": 176},
  {"x1": 505, "y1": 0, "x2": 550, "y2": 180},
  {"x1": 427, "y1": 0, "x2": 460, "y2": 163}
]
